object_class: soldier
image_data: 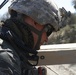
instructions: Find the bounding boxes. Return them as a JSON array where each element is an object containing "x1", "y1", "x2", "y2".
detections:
[{"x1": 0, "y1": 0, "x2": 61, "y2": 75}]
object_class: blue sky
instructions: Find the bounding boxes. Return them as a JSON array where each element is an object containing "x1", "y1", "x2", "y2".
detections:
[
  {"x1": 0, "y1": 0, "x2": 75, "y2": 16},
  {"x1": 0, "y1": 0, "x2": 11, "y2": 16}
]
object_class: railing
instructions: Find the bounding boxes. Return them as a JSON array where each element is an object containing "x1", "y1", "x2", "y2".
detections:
[{"x1": 38, "y1": 43, "x2": 76, "y2": 65}]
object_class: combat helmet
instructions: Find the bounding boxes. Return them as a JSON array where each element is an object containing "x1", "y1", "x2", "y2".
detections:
[{"x1": 9, "y1": 0, "x2": 61, "y2": 32}]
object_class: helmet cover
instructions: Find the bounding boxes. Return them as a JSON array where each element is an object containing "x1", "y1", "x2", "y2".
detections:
[{"x1": 9, "y1": 0, "x2": 61, "y2": 31}]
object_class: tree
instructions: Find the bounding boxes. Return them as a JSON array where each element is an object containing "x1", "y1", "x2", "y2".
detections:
[
  {"x1": 72, "y1": 0, "x2": 76, "y2": 9},
  {"x1": 68, "y1": 13, "x2": 76, "y2": 24}
]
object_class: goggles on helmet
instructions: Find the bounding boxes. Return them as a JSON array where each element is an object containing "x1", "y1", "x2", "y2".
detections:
[{"x1": 44, "y1": 24, "x2": 55, "y2": 36}]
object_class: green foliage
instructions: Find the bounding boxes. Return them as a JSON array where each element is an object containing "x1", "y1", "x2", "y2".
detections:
[
  {"x1": 48, "y1": 24, "x2": 76, "y2": 44},
  {"x1": 46, "y1": 13, "x2": 76, "y2": 44},
  {"x1": 68, "y1": 13, "x2": 76, "y2": 24},
  {"x1": 72, "y1": 0, "x2": 76, "y2": 9}
]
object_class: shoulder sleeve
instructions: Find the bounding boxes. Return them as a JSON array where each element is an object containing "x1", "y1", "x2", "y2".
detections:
[{"x1": 0, "y1": 39, "x2": 21, "y2": 75}]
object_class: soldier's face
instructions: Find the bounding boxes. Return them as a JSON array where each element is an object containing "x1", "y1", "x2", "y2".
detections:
[{"x1": 24, "y1": 16, "x2": 48, "y2": 49}]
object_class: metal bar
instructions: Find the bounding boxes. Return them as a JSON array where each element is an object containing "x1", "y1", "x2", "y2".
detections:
[{"x1": 37, "y1": 43, "x2": 76, "y2": 66}]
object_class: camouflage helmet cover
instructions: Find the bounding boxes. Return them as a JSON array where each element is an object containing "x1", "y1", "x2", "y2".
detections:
[{"x1": 9, "y1": 0, "x2": 61, "y2": 31}]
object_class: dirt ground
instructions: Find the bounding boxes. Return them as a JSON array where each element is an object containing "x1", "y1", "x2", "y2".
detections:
[{"x1": 44, "y1": 64, "x2": 76, "y2": 75}]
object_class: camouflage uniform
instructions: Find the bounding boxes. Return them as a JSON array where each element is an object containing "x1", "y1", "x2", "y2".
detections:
[
  {"x1": 0, "y1": 38, "x2": 21, "y2": 75},
  {"x1": 0, "y1": 19, "x2": 39, "y2": 75}
]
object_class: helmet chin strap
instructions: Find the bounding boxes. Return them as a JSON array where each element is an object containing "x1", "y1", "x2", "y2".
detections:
[
  {"x1": 24, "y1": 22, "x2": 45, "y2": 50},
  {"x1": 15, "y1": 15, "x2": 44, "y2": 50}
]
